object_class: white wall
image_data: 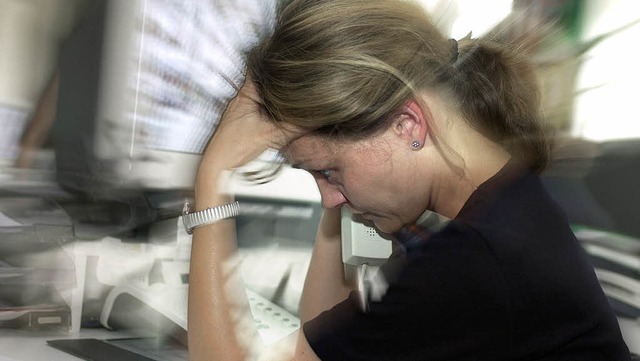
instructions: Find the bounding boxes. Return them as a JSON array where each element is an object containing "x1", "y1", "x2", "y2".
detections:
[
  {"x1": 572, "y1": 0, "x2": 640, "y2": 141},
  {"x1": 0, "y1": 0, "x2": 84, "y2": 108},
  {"x1": 417, "y1": 0, "x2": 513, "y2": 38}
]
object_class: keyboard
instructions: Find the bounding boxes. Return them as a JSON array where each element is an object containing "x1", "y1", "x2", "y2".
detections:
[{"x1": 101, "y1": 282, "x2": 300, "y2": 345}]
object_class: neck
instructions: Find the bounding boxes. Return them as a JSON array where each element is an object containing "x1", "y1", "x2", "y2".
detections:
[{"x1": 429, "y1": 122, "x2": 511, "y2": 219}]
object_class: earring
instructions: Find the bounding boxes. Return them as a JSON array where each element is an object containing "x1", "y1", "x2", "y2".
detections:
[{"x1": 411, "y1": 141, "x2": 421, "y2": 148}]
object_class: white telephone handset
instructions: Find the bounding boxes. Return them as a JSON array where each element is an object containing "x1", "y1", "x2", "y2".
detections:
[
  {"x1": 341, "y1": 207, "x2": 393, "y2": 267},
  {"x1": 341, "y1": 208, "x2": 393, "y2": 310}
]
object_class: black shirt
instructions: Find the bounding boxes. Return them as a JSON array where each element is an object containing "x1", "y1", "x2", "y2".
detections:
[{"x1": 304, "y1": 161, "x2": 630, "y2": 360}]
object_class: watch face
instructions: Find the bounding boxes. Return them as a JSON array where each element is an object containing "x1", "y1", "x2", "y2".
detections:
[{"x1": 183, "y1": 202, "x2": 192, "y2": 215}]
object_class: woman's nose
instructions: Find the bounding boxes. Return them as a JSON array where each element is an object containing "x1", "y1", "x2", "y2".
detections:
[{"x1": 317, "y1": 182, "x2": 347, "y2": 209}]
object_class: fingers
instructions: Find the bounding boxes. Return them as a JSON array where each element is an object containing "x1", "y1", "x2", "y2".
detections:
[
  {"x1": 200, "y1": 73, "x2": 309, "y2": 172},
  {"x1": 237, "y1": 76, "x2": 307, "y2": 148}
]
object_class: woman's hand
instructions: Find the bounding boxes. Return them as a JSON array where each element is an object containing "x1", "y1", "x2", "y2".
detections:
[{"x1": 199, "y1": 76, "x2": 300, "y2": 175}]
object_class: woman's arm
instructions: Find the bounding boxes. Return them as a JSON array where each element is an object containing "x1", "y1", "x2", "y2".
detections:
[
  {"x1": 187, "y1": 174, "x2": 250, "y2": 359},
  {"x1": 299, "y1": 208, "x2": 355, "y2": 323},
  {"x1": 186, "y1": 78, "x2": 320, "y2": 361}
]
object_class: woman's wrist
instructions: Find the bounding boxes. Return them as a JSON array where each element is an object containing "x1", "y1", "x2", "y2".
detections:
[{"x1": 194, "y1": 167, "x2": 235, "y2": 211}]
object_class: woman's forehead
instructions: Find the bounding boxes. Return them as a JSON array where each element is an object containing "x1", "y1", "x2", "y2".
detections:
[{"x1": 283, "y1": 135, "x2": 338, "y2": 167}]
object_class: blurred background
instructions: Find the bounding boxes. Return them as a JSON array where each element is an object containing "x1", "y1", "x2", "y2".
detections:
[{"x1": 0, "y1": 0, "x2": 639, "y2": 358}]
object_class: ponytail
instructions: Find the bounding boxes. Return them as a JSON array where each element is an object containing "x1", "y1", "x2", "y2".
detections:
[{"x1": 448, "y1": 39, "x2": 550, "y2": 173}]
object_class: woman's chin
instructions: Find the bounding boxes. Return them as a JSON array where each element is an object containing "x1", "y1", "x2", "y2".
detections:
[{"x1": 372, "y1": 219, "x2": 403, "y2": 234}]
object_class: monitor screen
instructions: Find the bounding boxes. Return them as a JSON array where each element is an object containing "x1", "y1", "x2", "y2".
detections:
[{"x1": 53, "y1": 0, "x2": 276, "y2": 196}]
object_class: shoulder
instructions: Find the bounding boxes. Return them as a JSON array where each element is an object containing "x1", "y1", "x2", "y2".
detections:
[{"x1": 453, "y1": 161, "x2": 575, "y2": 250}]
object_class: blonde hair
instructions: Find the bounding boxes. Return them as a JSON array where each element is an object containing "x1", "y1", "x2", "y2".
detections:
[{"x1": 248, "y1": 0, "x2": 550, "y2": 172}]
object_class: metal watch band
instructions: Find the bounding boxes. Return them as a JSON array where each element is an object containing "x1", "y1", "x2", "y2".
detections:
[{"x1": 182, "y1": 201, "x2": 240, "y2": 234}]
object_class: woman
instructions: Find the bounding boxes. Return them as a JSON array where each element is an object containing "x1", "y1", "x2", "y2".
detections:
[{"x1": 187, "y1": 0, "x2": 631, "y2": 359}]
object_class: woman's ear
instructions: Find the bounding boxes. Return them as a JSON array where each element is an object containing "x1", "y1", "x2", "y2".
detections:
[{"x1": 391, "y1": 98, "x2": 431, "y2": 150}]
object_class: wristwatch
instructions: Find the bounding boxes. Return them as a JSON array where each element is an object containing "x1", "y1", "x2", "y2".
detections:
[{"x1": 182, "y1": 201, "x2": 240, "y2": 234}]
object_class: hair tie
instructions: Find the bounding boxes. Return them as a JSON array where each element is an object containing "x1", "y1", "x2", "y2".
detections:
[{"x1": 448, "y1": 38, "x2": 459, "y2": 64}]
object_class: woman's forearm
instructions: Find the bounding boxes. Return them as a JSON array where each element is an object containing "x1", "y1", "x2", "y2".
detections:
[
  {"x1": 299, "y1": 208, "x2": 355, "y2": 323},
  {"x1": 187, "y1": 169, "x2": 257, "y2": 361}
]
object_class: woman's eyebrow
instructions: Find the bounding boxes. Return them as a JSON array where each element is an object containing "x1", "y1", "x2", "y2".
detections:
[
  {"x1": 283, "y1": 151, "x2": 312, "y2": 169},
  {"x1": 290, "y1": 161, "x2": 313, "y2": 170}
]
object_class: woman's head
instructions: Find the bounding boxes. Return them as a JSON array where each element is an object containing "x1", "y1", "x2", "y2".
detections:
[{"x1": 248, "y1": 0, "x2": 550, "y2": 227}]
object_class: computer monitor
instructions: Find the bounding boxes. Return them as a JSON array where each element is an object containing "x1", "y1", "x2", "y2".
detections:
[{"x1": 52, "y1": 0, "x2": 277, "y2": 199}]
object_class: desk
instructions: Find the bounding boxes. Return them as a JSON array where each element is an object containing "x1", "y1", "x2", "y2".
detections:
[
  {"x1": 0, "y1": 317, "x2": 637, "y2": 360},
  {"x1": 0, "y1": 328, "x2": 137, "y2": 361}
]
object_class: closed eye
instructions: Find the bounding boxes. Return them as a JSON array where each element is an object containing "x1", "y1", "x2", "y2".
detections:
[
  {"x1": 308, "y1": 169, "x2": 333, "y2": 181},
  {"x1": 319, "y1": 170, "x2": 332, "y2": 180}
]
